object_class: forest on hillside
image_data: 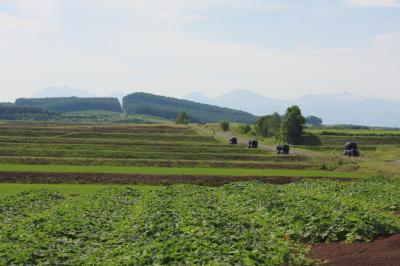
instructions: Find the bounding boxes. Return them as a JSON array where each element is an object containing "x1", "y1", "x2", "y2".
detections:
[
  {"x1": 123, "y1": 92, "x2": 257, "y2": 123},
  {"x1": 15, "y1": 97, "x2": 122, "y2": 113}
]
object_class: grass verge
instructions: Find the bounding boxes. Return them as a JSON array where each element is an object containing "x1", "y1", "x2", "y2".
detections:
[{"x1": 0, "y1": 164, "x2": 366, "y2": 178}]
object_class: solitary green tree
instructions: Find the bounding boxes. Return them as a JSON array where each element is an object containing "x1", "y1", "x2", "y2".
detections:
[
  {"x1": 281, "y1": 106, "x2": 305, "y2": 144},
  {"x1": 220, "y1": 120, "x2": 230, "y2": 132},
  {"x1": 175, "y1": 112, "x2": 189, "y2": 125}
]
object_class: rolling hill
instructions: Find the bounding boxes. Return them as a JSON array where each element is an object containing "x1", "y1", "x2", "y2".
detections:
[{"x1": 123, "y1": 92, "x2": 257, "y2": 123}]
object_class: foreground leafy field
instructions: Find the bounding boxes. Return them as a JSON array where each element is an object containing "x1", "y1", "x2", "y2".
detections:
[
  {"x1": 0, "y1": 184, "x2": 110, "y2": 197},
  {"x1": 0, "y1": 177, "x2": 399, "y2": 265},
  {"x1": 0, "y1": 184, "x2": 158, "y2": 197}
]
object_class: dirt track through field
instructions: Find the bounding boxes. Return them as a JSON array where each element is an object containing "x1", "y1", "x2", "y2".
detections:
[
  {"x1": 0, "y1": 172, "x2": 356, "y2": 186},
  {"x1": 196, "y1": 126, "x2": 313, "y2": 156},
  {"x1": 311, "y1": 234, "x2": 400, "y2": 266}
]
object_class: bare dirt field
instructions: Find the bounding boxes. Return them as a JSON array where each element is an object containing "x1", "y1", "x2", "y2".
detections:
[{"x1": 311, "y1": 234, "x2": 400, "y2": 266}]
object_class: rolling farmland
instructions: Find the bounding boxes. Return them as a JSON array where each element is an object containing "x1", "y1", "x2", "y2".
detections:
[
  {"x1": 0, "y1": 122, "x2": 399, "y2": 265},
  {"x1": 0, "y1": 122, "x2": 358, "y2": 183}
]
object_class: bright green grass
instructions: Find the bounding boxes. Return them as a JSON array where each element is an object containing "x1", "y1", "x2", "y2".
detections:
[
  {"x1": 306, "y1": 129, "x2": 400, "y2": 135},
  {"x1": 0, "y1": 183, "x2": 158, "y2": 197},
  {"x1": 0, "y1": 164, "x2": 365, "y2": 178}
]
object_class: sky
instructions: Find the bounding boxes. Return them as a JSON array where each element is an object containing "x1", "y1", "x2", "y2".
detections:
[{"x1": 0, "y1": 0, "x2": 399, "y2": 102}]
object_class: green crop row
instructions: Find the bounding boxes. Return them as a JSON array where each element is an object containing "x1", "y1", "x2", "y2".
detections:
[
  {"x1": 0, "y1": 142, "x2": 269, "y2": 155},
  {"x1": 0, "y1": 130, "x2": 214, "y2": 142},
  {"x1": 0, "y1": 156, "x2": 314, "y2": 169},
  {"x1": 0, "y1": 126, "x2": 194, "y2": 134},
  {"x1": 0, "y1": 148, "x2": 271, "y2": 161},
  {"x1": 0, "y1": 164, "x2": 364, "y2": 178},
  {"x1": 0, "y1": 136, "x2": 225, "y2": 147},
  {"x1": 306, "y1": 129, "x2": 400, "y2": 136},
  {"x1": 0, "y1": 178, "x2": 399, "y2": 265},
  {"x1": 318, "y1": 135, "x2": 400, "y2": 145}
]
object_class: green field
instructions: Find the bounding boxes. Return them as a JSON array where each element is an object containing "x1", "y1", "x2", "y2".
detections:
[
  {"x1": 1, "y1": 122, "x2": 400, "y2": 265},
  {"x1": 0, "y1": 122, "x2": 342, "y2": 177},
  {"x1": 0, "y1": 164, "x2": 363, "y2": 178},
  {"x1": 0, "y1": 177, "x2": 399, "y2": 265}
]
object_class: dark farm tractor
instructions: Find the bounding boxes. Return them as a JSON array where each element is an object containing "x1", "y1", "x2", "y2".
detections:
[
  {"x1": 248, "y1": 140, "x2": 258, "y2": 148},
  {"x1": 276, "y1": 144, "x2": 290, "y2": 154},
  {"x1": 344, "y1": 142, "x2": 360, "y2": 157},
  {"x1": 230, "y1": 137, "x2": 238, "y2": 145}
]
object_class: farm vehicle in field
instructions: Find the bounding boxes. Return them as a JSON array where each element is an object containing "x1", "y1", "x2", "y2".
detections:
[
  {"x1": 344, "y1": 142, "x2": 360, "y2": 157},
  {"x1": 248, "y1": 140, "x2": 258, "y2": 148},
  {"x1": 276, "y1": 144, "x2": 290, "y2": 154},
  {"x1": 230, "y1": 137, "x2": 238, "y2": 145}
]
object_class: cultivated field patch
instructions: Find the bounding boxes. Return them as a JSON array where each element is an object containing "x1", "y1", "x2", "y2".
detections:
[{"x1": 0, "y1": 177, "x2": 399, "y2": 265}]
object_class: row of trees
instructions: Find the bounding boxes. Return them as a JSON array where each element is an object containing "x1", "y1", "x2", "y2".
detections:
[
  {"x1": 255, "y1": 106, "x2": 306, "y2": 144},
  {"x1": 16, "y1": 97, "x2": 122, "y2": 113},
  {"x1": 176, "y1": 106, "x2": 320, "y2": 144},
  {"x1": 123, "y1": 92, "x2": 257, "y2": 124},
  {"x1": 213, "y1": 106, "x2": 320, "y2": 144},
  {"x1": 0, "y1": 103, "x2": 59, "y2": 120}
]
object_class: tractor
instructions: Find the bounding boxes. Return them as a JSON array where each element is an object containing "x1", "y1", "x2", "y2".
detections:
[
  {"x1": 248, "y1": 140, "x2": 258, "y2": 148},
  {"x1": 344, "y1": 142, "x2": 360, "y2": 157},
  {"x1": 230, "y1": 137, "x2": 238, "y2": 145},
  {"x1": 276, "y1": 144, "x2": 290, "y2": 154}
]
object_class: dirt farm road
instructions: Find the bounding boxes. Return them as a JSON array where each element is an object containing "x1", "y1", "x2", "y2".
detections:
[{"x1": 195, "y1": 125, "x2": 311, "y2": 157}]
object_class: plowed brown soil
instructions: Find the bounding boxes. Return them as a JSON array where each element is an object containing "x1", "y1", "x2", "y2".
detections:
[
  {"x1": 311, "y1": 234, "x2": 400, "y2": 266},
  {"x1": 0, "y1": 172, "x2": 355, "y2": 185}
]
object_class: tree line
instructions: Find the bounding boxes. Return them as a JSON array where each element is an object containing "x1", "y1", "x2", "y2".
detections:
[
  {"x1": 0, "y1": 103, "x2": 59, "y2": 120},
  {"x1": 16, "y1": 97, "x2": 122, "y2": 113},
  {"x1": 123, "y1": 92, "x2": 256, "y2": 124},
  {"x1": 216, "y1": 106, "x2": 323, "y2": 145}
]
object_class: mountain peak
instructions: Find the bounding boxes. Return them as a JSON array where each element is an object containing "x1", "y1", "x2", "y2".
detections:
[
  {"x1": 184, "y1": 92, "x2": 211, "y2": 104},
  {"x1": 32, "y1": 86, "x2": 97, "y2": 98}
]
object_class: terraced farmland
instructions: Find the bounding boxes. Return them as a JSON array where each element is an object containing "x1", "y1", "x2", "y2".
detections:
[
  {"x1": 1, "y1": 122, "x2": 399, "y2": 265},
  {"x1": 0, "y1": 122, "x2": 357, "y2": 184}
]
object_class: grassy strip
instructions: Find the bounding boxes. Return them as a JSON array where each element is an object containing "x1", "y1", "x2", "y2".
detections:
[
  {"x1": 0, "y1": 164, "x2": 365, "y2": 178},
  {"x1": 318, "y1": 135, "x2": 400, "y2": 145},
  {"x1": 0, "y1": 136, "x2": 225, "y2": 147},
  {"x1": 0, "y1": 148, "x2": 273, "y2": 161},
  {"x1": 0, "y1": 142, "x2": 270, "y2": 154},
  {"x1": 0, "y1": 156, "x2": 312, "y2": 169}
]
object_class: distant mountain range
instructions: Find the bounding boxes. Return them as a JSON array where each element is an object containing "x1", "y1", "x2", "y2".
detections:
[
  {"x1": 32, "y1": 87, "x2": 98, "y2": 98},
  {"x1": 30, "y1": 87, "x2": 400, "y2": 127},
  {"x1": 185, "y1": 89, "x2": 400, "y2": 127},
  {"x1": 32, "y1": 87, "x2": 127, "y2": 102}
]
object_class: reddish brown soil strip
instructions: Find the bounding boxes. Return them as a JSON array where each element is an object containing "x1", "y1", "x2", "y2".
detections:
[
  {"x1": 311, "y1": 234, "x2": 400, "y2": 266},
  {"x1": 0, "y1": 172, "x2": 355, "y2": 186}
]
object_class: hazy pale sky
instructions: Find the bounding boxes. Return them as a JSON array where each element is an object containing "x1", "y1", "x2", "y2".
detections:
[{"x1": 0, "y1": 0, "x2": 399, "y2": 102}]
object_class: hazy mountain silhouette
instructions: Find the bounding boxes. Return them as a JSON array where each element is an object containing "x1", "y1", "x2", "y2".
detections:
[
  {"x1": 185, "y1": 90, "x2": 400, "y2": 127},
  {"x1": 32, "y1": 86, "x2": 97, "y2": 98}
]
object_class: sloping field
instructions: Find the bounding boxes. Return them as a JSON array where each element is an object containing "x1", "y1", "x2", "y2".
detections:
[
  {"x1": 0, "y1": 178, "x2": 399, "y2": 265},
  {"x1": 0, "y1": 122, "x2": 363, "y2": 182}
]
